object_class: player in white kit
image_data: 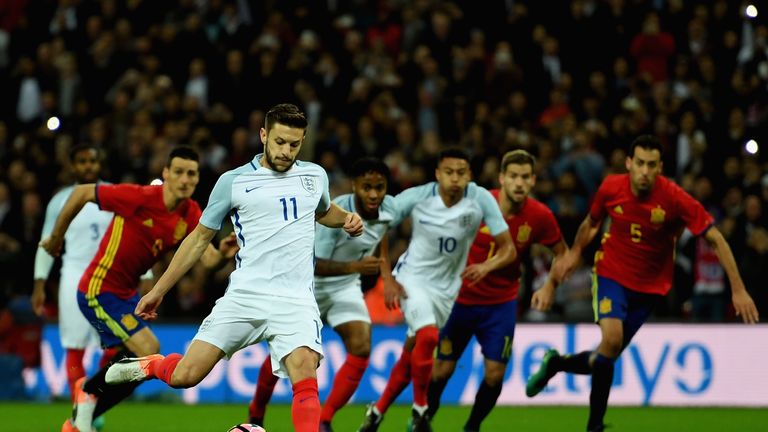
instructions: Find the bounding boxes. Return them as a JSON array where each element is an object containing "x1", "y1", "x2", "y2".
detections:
[
  {"x1": 105, "y1": 104, "x2": 363, "y2": 432},
  {"x1": 247, "y1": 157, "x2": 401, "y2": 431},
  {"x1": 32, "y1": 144, "x2": 116, "y2": 400},
  {"x1": 359, "y1": 148, "x2": 517, "y2": 432}
]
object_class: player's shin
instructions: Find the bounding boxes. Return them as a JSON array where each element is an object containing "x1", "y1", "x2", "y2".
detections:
[
  {"x1": 375, "y1": 348, "x2": 412, "y2": 414},
  {"x1": 464, "y1": 380, "x2": 503, "y2": 432},
  {"x1": 587, "y1": 353, "x2": 615, "y2": 431},
  {"x1": 320, "y1": 354, "x2": 369, "y2": 422},
  {"x1": 426, "y1": 376, "x2": 449, "y2": 419},
  {"x1": 556, "y1": 350, "x2": 593, "y2": 374},
  {"x1": 291, "y1": 378, "x2": 321, "y2": 432},
  {"x1": 249, "y1": 355, "x2": 279, "y2": 424},
  {"x1": 411, "y1": 326, "x2": 439, "y2": 408},
  {"x1": 65, "y1": 349, "x2": 86, "y2": 401}
]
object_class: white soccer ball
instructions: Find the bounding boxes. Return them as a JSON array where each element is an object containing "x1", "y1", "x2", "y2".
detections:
[{"x1": 227, "y1": 425, "x2": 266, "y2": 432}]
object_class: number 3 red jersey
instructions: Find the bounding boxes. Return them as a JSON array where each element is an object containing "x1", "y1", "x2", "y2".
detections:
[
  {"x1": 78, "y1": 184, "x2": 201, "y2": 299},
  {"x1": 457, "y1": 190, "x2": 562, "y2": 305},
  {"x1": 590, "y1": 174, "x2": 713, "y2": 295}
]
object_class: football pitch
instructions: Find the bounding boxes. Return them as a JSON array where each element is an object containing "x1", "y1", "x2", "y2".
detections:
[{"x1": 4, "y1": 402, "x2": 767, "y2": 432}]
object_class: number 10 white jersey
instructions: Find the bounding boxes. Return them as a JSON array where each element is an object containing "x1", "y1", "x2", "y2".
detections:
[{"x1": 392, "y1": 182, "x2": 508, "y2": 298}]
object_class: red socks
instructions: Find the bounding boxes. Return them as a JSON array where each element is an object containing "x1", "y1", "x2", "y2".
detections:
[
  {"x1": 292, "y1": 378, "x2": 320, "y2": 432},
  {"x1": 99, "y1": 347, "x2": 120, "y2": 369},
  {"x1": 249, "y1": 355, "x2": 279, "y2": 421},
  {"x1": 65, "y1": 349, "x2": 86, "y2": 401},
  {"x1": 411, "y1": 326, "x2": 439, "y2": 407},
  {"x1": 320, "y1": 354, "x2": 369, "y2": 422},
  {"x1": 375, "y1": 347, "x2": 412, "y2": 414},
  {"x1": 148, "y1": 353, "x2": 182, "y2": 385}
]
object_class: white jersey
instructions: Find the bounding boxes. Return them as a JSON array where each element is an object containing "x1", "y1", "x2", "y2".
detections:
[
  {"x1": 200, "y1": 155, "x2": 330, "y2": 305},
  {"x1": 314, "y1": 193, "x2": 399, "y2": 290},
  {"x1": 392, "y1": 182, "x2": 507, "y2": 297},
  {"x1": 34, "y1": 184, "x2": 114, "y2": 284}
]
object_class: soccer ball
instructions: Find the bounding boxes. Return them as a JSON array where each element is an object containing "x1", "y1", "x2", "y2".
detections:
[{"x1": 227, "y1": 425, "x2": 266, "y2": 432}]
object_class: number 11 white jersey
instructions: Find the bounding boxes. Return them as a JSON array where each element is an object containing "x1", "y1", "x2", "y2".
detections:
[{"x1": 200, "y1": 155, "x2": 330, "y2": 305}]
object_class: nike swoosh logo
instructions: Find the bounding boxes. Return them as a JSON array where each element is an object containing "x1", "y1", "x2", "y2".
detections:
[
  {"x1": 245, "y1": 186, "x2": 261, "y2": 193},
  {"x1": 300, "y1": 396, "x2": 314, "y2": 404}
]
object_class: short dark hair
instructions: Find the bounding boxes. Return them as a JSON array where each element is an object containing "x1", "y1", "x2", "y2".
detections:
[
  {"x1": 265, "y1": 103, "x2": 308, "y2": 132},
  {"x1": 629, "y1": 134, "x2": 663, "y2": 158},
  {"x1": 69, "y1": 143, "x2": 100, "y2": 162},
  {"x1": 166, "y1": 146, "x2": 199, "y2": 167},
  {"x1": 437, "y1": 147, "x2": 470, "y2": 164},
  {"x1": 350, "y1": 157, "x2": 390, "y2": 181},
  {"x1": 501, "y1": 149, "x2": 536, "y2": 172}
]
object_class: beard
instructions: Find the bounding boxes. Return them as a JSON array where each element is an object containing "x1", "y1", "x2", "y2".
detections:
[{"x1": 264, "y1": 146, "x2": 294, "y2": 172}]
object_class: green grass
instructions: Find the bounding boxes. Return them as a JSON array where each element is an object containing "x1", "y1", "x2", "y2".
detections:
[{"x1": 3, "y1": 402, "x2": 767, "y2": 432}]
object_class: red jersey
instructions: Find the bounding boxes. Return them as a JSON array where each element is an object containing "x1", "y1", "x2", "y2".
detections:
[
  {"x1": 79, "y1": 184, "x2": 201, "y2": 299},
  {"x1": 457, "y1": 191, "x2": 562, "y2": 305},
  {"x1": 590, "y1": 174, "x2": 713, "y2": 295}
]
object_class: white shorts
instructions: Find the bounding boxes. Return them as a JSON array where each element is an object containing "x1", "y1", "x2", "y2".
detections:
[
  {"x1": 397, "y1": 275, "x2": 455, "y2": 336},
  {"x1": 315, "y1": 280, "x2": 371, "y2": 328},
  {"x1": 59, "y1": 270, "x2": 99, "y2": 349},
  {"x1": 193, "y1": 294, "x2": 324, "y2": 379}
]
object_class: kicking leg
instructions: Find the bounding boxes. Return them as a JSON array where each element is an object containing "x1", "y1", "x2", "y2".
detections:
[{"x1": 284, "y1": 346, "x2": 322, "y2": 432}]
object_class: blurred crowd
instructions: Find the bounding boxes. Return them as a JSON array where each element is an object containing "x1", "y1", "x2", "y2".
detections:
[{"x1": 0, "y1": 0, "x2": 767, "y2": 329}]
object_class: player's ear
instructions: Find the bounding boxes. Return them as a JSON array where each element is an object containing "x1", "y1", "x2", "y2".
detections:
[
  {"x1": 625, "y1": 156, "x2": 632, "y2": 171},
  {"x1": 260, "y1": 127, "x2": 267, "y2": 145},
  {"x1": 162, "y1": 166, "x2": 169, "y2": 181}
]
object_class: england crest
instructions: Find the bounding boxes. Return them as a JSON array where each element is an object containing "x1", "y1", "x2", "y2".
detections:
[{"x1": 300, "y1": 176, "x2": 317, "y2": 194}]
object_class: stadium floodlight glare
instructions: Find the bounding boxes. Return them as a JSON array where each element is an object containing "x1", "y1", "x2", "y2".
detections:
[
  {"x1": 746, "y1": 4, "x2": 758, "y2": 18},
  {"x1": 745, "y1": 139, "x2": 759, "y2": 155},
  {"x1": 46, "y1": 116, "x2": 60, "y2": 131}
]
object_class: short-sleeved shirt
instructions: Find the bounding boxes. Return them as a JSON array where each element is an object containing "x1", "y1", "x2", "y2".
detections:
[
  {"x1": 34, "y1": 183, "x2": 114, "y2": 282},
  {"x1": 457, "y1": 192, "x2": 562, "y2": 305},
  {"x1": 200, "y1": 155, "x2": 330, "y2": 305},
  {"x1": 590, "y1": 174, "x2": 713, "y2": 295},
  {"x1": 314, "y1": 193, "x2": 399, "y2": 290},
  {"x1": 392, "y1": 182, "x2": 508, "y2": 298},
  {"x1": 79, "y1": 184, "x2": 201, "y2": 299}
]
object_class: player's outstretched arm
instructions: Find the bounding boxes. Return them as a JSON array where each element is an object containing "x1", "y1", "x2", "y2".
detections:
[
  {"x1": 199, "y1": 232, "x2": 238, "y2": 270},
  {"x1": 137, "y1": 224, "x2": 218, "y2": 320},
  {"x1": 531, "y1": 239, "x2": 569, "y2": 312},
  {"x1": 462, "y1": 230, "x2": 516, "y2": 286},
  {"x1": 704, "y1": 226, "x2": 759, "y2": 324},
  {"x1": 317, "y1": 202, "x2": 363, "y2": 236},
  {"x1": 553, "y1": 215, "x2": 602, "y2": 282},
  {"x1": 39, "y1": 184, "x2": 96, "y2": 257}
]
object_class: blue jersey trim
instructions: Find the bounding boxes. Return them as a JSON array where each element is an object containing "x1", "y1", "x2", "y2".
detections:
[{"x1": 233, "y1": 209, "x2": 246, "y2": 247}]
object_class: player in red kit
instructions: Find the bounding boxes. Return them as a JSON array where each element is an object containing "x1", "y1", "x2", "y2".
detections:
[
  {"x1": 425, "y1": 150, "x2": 568, "y2": 432},
  {"x1": 526, "y1": 135, "x2": 759, "y2": 432},
  {"x1": 41, "y1": 147, "x2": 237, "y2": 432}
]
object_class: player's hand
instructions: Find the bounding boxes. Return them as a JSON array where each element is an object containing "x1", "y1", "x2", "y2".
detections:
[
  {"x1": 461, "y1": 263, "x2": 490, "y2": 286},
  {"x1": 136, "y1": 290, "x2": 164, "y2": 321},
  {"x1": 218, "y1": 232, "x2": 239, "y2": 260},
  {"x1": 355, "y1": 256, "x2": 383, "y2": 275},
  {"x1": 552, "y1": 251, "x2": 579, "y2": 282},
  {"x1": 384, "y1": 278, "x2": 407, "y2": 310},
  {"x1": 732, "y1": 289, "x2": 759, "y2": 324},
  {"x1": 343, "y1": 212, "x2": 364, "y2": 237},
  {"x1": 31, "y1": 285, "x2": 46, "y2": 317},
  {"x1": 531, "y1": 280, "x2": 556, "y2": 312},
  {"x1": 40, "y1": 234, "x2": 63, "y2": 257}
]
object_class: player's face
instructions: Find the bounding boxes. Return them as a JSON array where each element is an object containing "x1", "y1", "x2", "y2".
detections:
[
  {"x1": 435, "y1": 157, "x2": 471, "y2": 198},
  {"x1": 500, "y1": 163, "x2": 535, "y2": 204},
  {"x1": 163, "y1": 157, "x2": 200, "y2": 200},
  {"x1": 626, "y1": 146, "x2": 662, "y2": 196},
  {"x1": 260, "y1": 123, "x2": 305, "y2": 172},
  {"x1": 71, "y1": 149, "x2": 101, "y2": 184},
  {"x1": 352, "y1": 171, "x2": 387, "y2": 219}
]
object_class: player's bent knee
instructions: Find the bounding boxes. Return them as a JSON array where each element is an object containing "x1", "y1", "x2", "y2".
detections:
[
  {"x1": 484, "y1": 370, "x2": 505, "y2": 387},
  {"x1": 346, "y1": 337, "x2": 371, "y2": 358},
  {"x1": 432, "y1": 360, "x2": 456, "y2": 380}
]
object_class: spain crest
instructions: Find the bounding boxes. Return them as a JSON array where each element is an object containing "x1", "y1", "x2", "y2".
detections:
[
  {"x1": 121, "y1": 314, "x2": 138, "y2": 331},
  {"x1": 173, "y1": 219, "x2": 188, "y2": 242},
  {"x1": 599, "y1": 297, "x2": 612, "y2": 314},
  {"x1": 439, "y1": 338, "x2": 453, "y2": 356},
  {"x1": 650, "y1": 205, "x2": 666, "y2": 224},
  {"x1": 517, "y1": 223, "x2": 532, "y2": 243},
  {"x1": 300, "y1": 175, "x2": 317, "y2": 194}
]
